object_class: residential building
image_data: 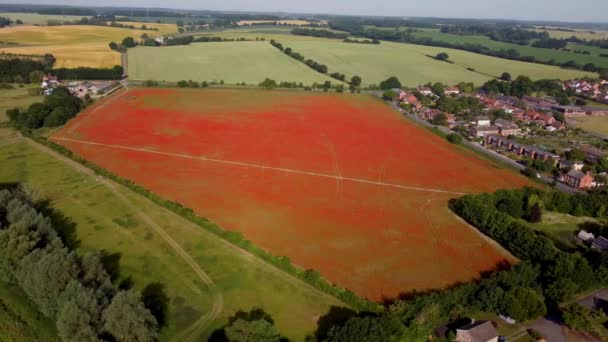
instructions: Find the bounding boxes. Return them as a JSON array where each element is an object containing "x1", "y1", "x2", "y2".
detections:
[
  {"x1": 552, "y1": 105, "x2": 587, "y2": 117},
  {"x1": 41, "y1": 74, "x2": 59, "y2": 89},
  {"x1": 578, "y1": 230, "x2": 596, "y2": 243},
  {"x1": 485, "y1": 135, "x2": 559, "y2": 162},
  {"x1": 559, "y1": 160, "x2": 584, "y2": 171},
  {"x1": 444, "y1": 86, "x2": 460, "y2": 96},
  {"x1": 592, "y1": 236, "x2": 608, "y2": 252},
  {"x1": 471, "y1": 126, "x2": 500, "y2": 137},
  {"x1": 584, "y1": 107, "x2": 608, "y2": 116},
  {"x1": 418, "y1": 87, "x2": 433, "y2": 96},
  {"x1": 476, "y1": 117, "x2": 492, "y2": 127},
  {"x1": 561, "y1": 169, "x2": 594, "y2": 189},
  {"x1": 578, "y1": 144, "x2": 607, "y2": 163},
  {"x1": 456, "y1": 321, "x2": 499, "y2": 342}
]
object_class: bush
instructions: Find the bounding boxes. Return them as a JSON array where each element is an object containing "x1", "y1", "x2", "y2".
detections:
[{"x1": 446, "y1": 133, "x2": 462, "y2": 144}]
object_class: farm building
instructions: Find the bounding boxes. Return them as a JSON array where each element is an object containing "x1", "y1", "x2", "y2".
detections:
[
  {"x1": 456, "y1": 321, "x2": 498, "y2": 342},
  {"x1": 592, "y1": 236, "x2": 608, "y2": 252},
  {"x1": 578, "y1": 230, "x2": 596, "y2": 243}
]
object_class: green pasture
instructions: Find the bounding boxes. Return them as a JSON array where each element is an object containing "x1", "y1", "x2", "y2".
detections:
[
  {"x1": 0, "y1": 141, "x2": 343, "y2": 341},
  {"x1": 0, "y1": 84, "x2": 43, "y2": 122},
  {"x1": 528, "y1": 212, "x2": 604, "y2": 250},
  {"x1": 127, "y1": 41, "x2": 336, "y2": 84},
  {"x1": 279, "y1": 40, "x2": 593, "y2": 87},
  {"x1": 0, "y1": 12, "x2": 88, "y2": 26},
  {"x1": 569, "y1": 115, "x2": 608, "y2": 136},
  {"x1": 410, "y1": 29, "x2": 608, "y2": 69}
]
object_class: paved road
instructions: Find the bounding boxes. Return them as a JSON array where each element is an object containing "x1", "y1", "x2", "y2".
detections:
[{"x1": 384, "y1": 100, "x2": 581, "y2": 194}]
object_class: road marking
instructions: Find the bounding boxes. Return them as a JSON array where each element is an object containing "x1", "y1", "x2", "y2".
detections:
[{"x1": 51, "y1": 137, "x2": 467, "y2": 196}]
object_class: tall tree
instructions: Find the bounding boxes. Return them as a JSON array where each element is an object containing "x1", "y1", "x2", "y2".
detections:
[
  {"x1": 225, "y1": 318, "x2": 280, "y2": 342},
  {"x1": 102, "y1": 290, "x2": 158, "y2": 342}
]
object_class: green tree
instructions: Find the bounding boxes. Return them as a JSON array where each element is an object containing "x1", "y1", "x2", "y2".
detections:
[
  {"x1": 102, "y1": 290, "x2": 157, "y2": 342},
  {"x1": 259, "y1": 78, "x2": 278, "y2": 89},
  {"x1": 225, "y1": 318, "x2": 280, "y2": 342},
  {"x1": 500, "y1": 72, "x2": 512, "y2": 81},
  {"x1": 503, "y1": 287, "x2": 546, "y2": 322},
  {"x1": 382, "y1": 90, "x2": 397, "y2": 101},
  {"x1": 121, "y1": 37, "x2": 138, "y2": 48},
  {"x1": 326, "y1": 314, "x2": 403, "y2": 342},
  {"x1": 57, "y1": 281, "x2": 104, "y2": 342},
  {"x1": 431, "y1": 82, "x2": 445, "y2": 96},
  {"x1": 562, "y1": 303, "x2": 594, "y2": 332},
  {"x1": 553, "y1": 112, "x2": 566, "y2": 123},
  {"x1": 379, "y1": 76, "x2": 401, "y2": 90},
  {"x1": 446, "y1": 133, "x2": 462, "y2": 144},
  {"x1": 566, "y1": 149, "x2": 586, "y2": 162},
  {"x1": 432, "y1": 112, "x2": 448, "y2": 126},
  {"x1": 435, "y1": 52, "x2": 449, "y2": 61},
  {"x1": 350, "y1": 75, "x2": 362, "y2": 87},
  {"x1": 28, "y1": 70, "x2": 45, "y2": 83}
]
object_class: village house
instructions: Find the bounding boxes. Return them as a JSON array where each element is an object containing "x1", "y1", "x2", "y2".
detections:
[
  {"x1": 476, "y1": 116, "x2": 492, "y2": 127},
  {"x1": 522, "y1": 95, "x2": 556, "y2": 110},
  {"x1": 74, "y1": 81, "x2": 116, "y2": 98},
  {"x1": 485, "y1": 135, "x2": 560, "y2": 162},
  {"x1": 553, "y1": 105, "x2": 587, "y2": 117},
  {"x1": 560, "y1": 169, "x2": 595, "y2": 189},
  {"x1": 455, "y1": 321, "x2": 499, "y2": 342},
  {"x1": 494, "y1": 119, "x2": 521, "y2": 136},
  {"x1": 591, "y1": 236, "x2": 608, "y2": 252},
  {"x1": 444, "y1": 86, "x2": 460, "y2": 96},
  {"x1": 399, "y1": 92, "x2": 423, "y2": 111},
  {"x1": 584, "y1": 107, "x2": 608, "y2": 116},
  {"x1": 578, "y1": 144, "x2": 607, "y2": 163},
  {"x1": 41, "y1": 74, "x2": 60, "y2": 89},
  {"x1": 578, "y1": 230, "x2": 596, "y2": 243},
  {"x1": 418, "y1": 87, "x2": 433, "y2": 96},
  {"x1": 559, "y1": 159, "x2": 584, "y2": 171},
  {"x1": 471, "y1": 126, "x2": 500, "y2": 138}
]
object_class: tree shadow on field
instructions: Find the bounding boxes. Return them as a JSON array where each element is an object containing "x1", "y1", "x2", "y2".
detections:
[
  {"x1": 142, "y1": 282, "x2": 169, "y2": 328},
  {"x1": 99, "y1": 251, "x2": 122, "y2": 282},
  {"x1": 36, "y1": 198, "x2": 81, "y2": 250},
  {"x1": 309, "y1": 306, "x2": 358, "y2": 341}
]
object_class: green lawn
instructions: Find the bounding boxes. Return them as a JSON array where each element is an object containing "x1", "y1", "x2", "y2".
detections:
[
  {"x1": 569, "y1": 115, "x2": 608, "y2": 137},
  {"x1": 529, "y1": 212, "x2": 602, "y2": 250},
  {"x1": 0, "y1": 84, "x2": 43, "y2": 122},
  {"x1": 127, "y1": 41, "x2": 337, "y2": 84},
  {"x1": 410, "y1": 29, "x2": 608, "y2": 69},
  {"x1": 0, "y1": 280, "x2": 59, "y2": 342},
  {"x1": 0, "y1": 140, "x2": 344, "y2": 341},
  {"x1": 279, "y1": 40, "x2": 594, "y2": 87}
]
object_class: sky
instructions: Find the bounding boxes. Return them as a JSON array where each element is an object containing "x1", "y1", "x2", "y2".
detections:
[{"x1": 4, "y1": 0, "x2": 608, "y2": 22}]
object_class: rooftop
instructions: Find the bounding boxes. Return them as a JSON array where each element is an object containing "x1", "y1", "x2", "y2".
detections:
[{"x1": 457, "y1": 321, "x2": 498, "y2": 342}]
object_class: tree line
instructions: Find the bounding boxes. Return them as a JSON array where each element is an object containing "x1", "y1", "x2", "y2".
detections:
[
  {"x1": 291, "y1": 28, "x2": 349, "y2": 40},
  {"x1": 343, "y1": 38, "x2": 380, "y2": 45},
  {"x1": 319, "y1": 187, "x2": 608, "y2": 341},
  {"x1": 440, "y1": 25, "x2": 548, "y2": 45},
  {"x1": 6, "y1": 87, "x2": 83, "y2": 129},
  {"x1": 0, "y1": 57, "x2": 123, "y2": 82},
  {"x1": 0, "y1": 187, "x2": 158, "y2": 342},
  {"x1": 482, "y1": 76, "x2": 572, "y2": 103}
]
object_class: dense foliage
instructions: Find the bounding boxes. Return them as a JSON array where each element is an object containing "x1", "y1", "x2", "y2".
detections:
[
  {"x1": 0, "y1": 58, "x2": 51, "y2": 83},
  {"x1": 270, "y1": 40, "x2": 330, "y2": 74},
  {"x1": 482, "y1": 76, "x2": 571, "y2": 101},
  {"x1": 53, "y1": 66, "x2": 123, "y2": 80},
  {"x1": 6, "y1": 87, "x2": 82, "y2": 129},
  {"x1": 0, "y1": 187, "x2": 158, "y2": 341},
  {"x1": 439, "y1": 25, "x2": 548, "y2": 45},
  {"x1": 291, "y1": 28, "x2": 349, "y2": 39}
]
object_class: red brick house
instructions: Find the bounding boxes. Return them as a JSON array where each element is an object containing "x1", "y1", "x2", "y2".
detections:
[{"x1": 561, "y1": 169, "x2": 594, "y2": 189}]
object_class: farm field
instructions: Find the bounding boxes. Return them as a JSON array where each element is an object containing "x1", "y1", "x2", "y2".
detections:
[
  {"x1": 127, "y1": 41, "x2": 336, "y2": 84},
  {"x1": 569, "y1": 115, "x2": 608, "y2": 136},
  {"x1": 280, "y1": 40, "x2": 594, "y2": 86},
  {"x1": 0, "y1": 139, "x2": 343, "y2": 341},
  {"x1": 528, "y1": 212, "x2": 604, "y2": 250},
  {"x1": 410, "y1": 29, "x2": 608, "y2": 69},
  {"x1": 0, "y1": 25, "x2": 170, "y2": 68},
  {"x1": 0, "y1": 12, "x2": 88, "y2": 25},
  {"x1": 533, "y1": 27, "x2": 608, "y2": 40},
  {"x1": 0, "y1": 84, "x2": 43, "y2": 122},
  {"x1": 52, "y1": 88, "x2": 529, "y2": 300}
]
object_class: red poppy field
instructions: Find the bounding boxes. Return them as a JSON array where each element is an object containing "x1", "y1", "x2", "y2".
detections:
[{"x1": 53, "y1": 88, "x2": 529, "y2": 301}]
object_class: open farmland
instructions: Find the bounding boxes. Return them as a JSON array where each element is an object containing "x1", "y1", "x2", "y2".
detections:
[
  {"x1": 410, "y1": 29, "x2": 608, "y2": 69},
  {"x1": 280, "y1": 40, "x2": 594, "y2": 86},
  {"x1": 127, "y1": 42, "x2": 336, "y2": 84},
  {"x1": 0, "y1": 84, "x2": 43, "y2": 122},
  {"x1": 0, "y1": 12, "x2": 88, "y2": 25},
  {"x1": 0, "y1": 25, "x2": 173, "y2": 68},
  {"x1": 0, "y1": 139, "x2": 343, "y2": 341},
  {"x1": 52, "y1": 88, "x2": 529, "y2": 300},
  {"x1": 569, "y1": 115, "x2": 608, "y2": 136}
]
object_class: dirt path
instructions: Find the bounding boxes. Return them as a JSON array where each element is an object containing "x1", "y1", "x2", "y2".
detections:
[{"x1": 25, "y1": 138, "x2": 224, "y2": 341}]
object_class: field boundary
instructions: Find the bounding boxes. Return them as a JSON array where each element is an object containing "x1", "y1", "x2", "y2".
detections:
[
  {"x1": 51, "y1": 136, "x2": 467, "y2": 196},
  {"x1": 25, "y1": 131, "x2": 379, "y2": 312}
]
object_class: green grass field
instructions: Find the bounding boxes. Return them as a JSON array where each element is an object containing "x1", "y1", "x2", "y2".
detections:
[
  {"x1": 569, "y1": 115, "x2": 608, "y2": 136},
  {"x1": 127, "y1": 41, "x2": 337, "y2": 84},
  {"x1": 0, "y1": 85, "x2": 43, "y2": 122},
  {"x1": 279, "y1": 40, "x2": 594, "y2": 86},
  {"x1": 0, "y1": 140, "x2": 344, "y2": 341},
  {"x1": 529, "y1": 212, "x2": 603, "y2": 250},
  {"x1": 0, "y1": 280, "x2": 59, "y2": 342},
  {"x1": 410, "y1": 29, "x2": 608, "y2": 69}
]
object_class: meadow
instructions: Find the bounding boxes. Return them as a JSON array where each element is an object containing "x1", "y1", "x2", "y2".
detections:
[
  {"x1": 280, "y1": 40, "x2": 594, "y2": 86},
  {"x1": 569, "y1": 115, "x2": 608, "y2": 136},
  {"x1": 533, "y1": 27, "x2": 608, "y2": 40},
  {"x1": 410, "y1": 29, "x2": 608, "y2": 69},
  {"x1": 0, "y1": 84, "x2": 43, "y2": 122},
  {"x1": 127, "y1": 41, "x2": 336, "y2": 84},
  {"x1": 52, "y1": 87, "x2": 527, "y2": 300},
  {"x1": 0, "y1": 139, "x2": 343, "y2": 340},
  {"x1": 0, "y1": 25, "x2": 173, "y2": 68}
]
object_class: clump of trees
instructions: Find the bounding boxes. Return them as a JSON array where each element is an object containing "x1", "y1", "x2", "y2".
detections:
[
  {"x1": 0, "y1": 57, "x2": 55, "y2": 83},
  {"x1": 0, "y1": 187, "x2": 158, "y2": 341},
  {"x1": 343, "y1": 38, "x2": 380, "y2": 44},
  {"x1": 379, "y1": 76, "x2": 401, "y2": 90},
  {"x1": 482, "y1": 76, "x2": 571, "y2": 103},
  {"x1": 435, "y1": 52, "x2": 450, "y2": 61},
  {"x1": 7, "y1": 87, "x2": 82, "y2": 129},
  {"x1": 291, "y1": 28, "x2": 349, "y2": 39},
  {"x1": 0, "y1": 16, "x2": 12, "y2": 28}
]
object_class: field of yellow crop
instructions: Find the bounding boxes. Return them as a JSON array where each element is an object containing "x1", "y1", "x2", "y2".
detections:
[
  {"x1": 0, "y1": 25, "x2": 174, "y2": 68},
  {"x1": 236, "y1": 20, "x2": 314, "y2": 26}
]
